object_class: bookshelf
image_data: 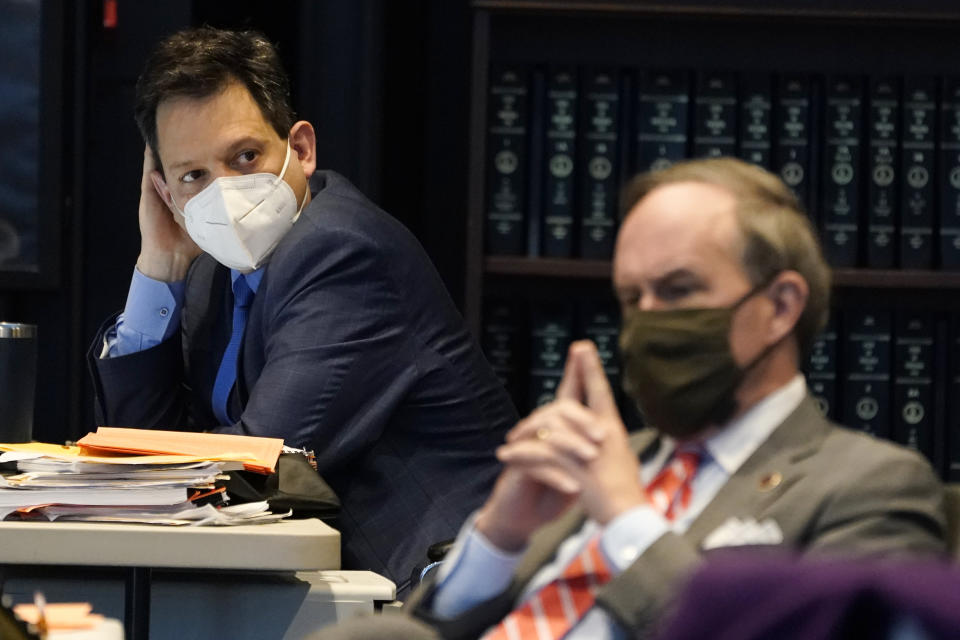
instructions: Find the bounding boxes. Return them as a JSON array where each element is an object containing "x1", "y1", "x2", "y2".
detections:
[
  {"x1": 485, "y1": 257, "x2": 960, "y2": 290},
  {"x1": 465, "y1": 0, "x2": 960, "y2": 478}
]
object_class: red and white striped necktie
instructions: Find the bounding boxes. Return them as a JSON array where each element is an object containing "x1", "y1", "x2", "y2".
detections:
[
  {"x1": 482, "y1": 446, "x2": 703, "y2": 640},
  {"x1": 645, "y1": 446, "x2": 703, "y2": 521},
  {"x1": 481, "y1": 534, "x2": 611, "y2": 640}
]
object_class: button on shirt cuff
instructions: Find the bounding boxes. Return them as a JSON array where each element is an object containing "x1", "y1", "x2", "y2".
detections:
[
  {"x1": 600, "y1": 505, "x2": 669, "y2": 573},
  {"x1": 103, "y1": 268, "x2": 186, "y2": 357}
]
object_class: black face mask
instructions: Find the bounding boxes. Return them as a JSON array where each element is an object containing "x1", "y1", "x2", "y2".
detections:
[{"x1": 619, "y1": 281, "x2": 776, "y2": 439}]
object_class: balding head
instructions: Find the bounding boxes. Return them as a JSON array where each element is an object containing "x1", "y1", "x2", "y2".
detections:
[{"x1": 617, "y1": 157, "x2": 830, "y2": 359}]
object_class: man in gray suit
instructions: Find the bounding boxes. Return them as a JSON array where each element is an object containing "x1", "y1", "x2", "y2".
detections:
[{"x1": 318, "y1": 157, "x2": 945, "y2": 639}]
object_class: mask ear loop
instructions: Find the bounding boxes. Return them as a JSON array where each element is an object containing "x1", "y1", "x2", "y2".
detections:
[
  {"x1": 170, "y1": 192, "x2": 187, "y2": 218},
  {"x1": 702, "y1": 273, "x2": 788, "y2": 426},
  {"x1": 277, "y1": 138, "x2": 308, "y2": 216},
  {"x1": 730, "y1": 275, "x2": 794, "y2": 379},
  {"x1": 276, "y1": 139, "x2": 293, "y2": 184}
]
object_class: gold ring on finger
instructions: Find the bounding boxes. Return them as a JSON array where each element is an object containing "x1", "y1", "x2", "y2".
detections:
[{"x1": 535, "y1": 427, "x2": 551, "y2": 441}]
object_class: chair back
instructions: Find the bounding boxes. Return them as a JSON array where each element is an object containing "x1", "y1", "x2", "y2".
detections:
[{"x1": 943, "y1": 484, "x2": 960, "y2": 558}]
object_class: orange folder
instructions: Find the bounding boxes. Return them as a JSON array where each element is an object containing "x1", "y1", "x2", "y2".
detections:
[
  {"x1": 13, "y1": 602, "x2": 104, "y2": 630},
  {"x1": 76, "y1": 427, "x2": 283, "y2": 474}
]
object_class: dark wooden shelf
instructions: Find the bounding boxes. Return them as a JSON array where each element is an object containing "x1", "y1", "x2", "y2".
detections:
[
  {"x1": 472, "y1": 0, "x2": 960, "y2": 22},
  {"x1": 831, "y1": 269, "x2": 960, "y2": 289},
  {"x1": 485, "y1": 257, "x2": 612, "y2": 278},
  {"x1": 485, "y1": 257, "x2": 960, "y2": 289}
]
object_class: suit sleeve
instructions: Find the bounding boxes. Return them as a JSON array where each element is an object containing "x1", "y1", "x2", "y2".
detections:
[
  {"x1": 216, "y1": 224, "x2": 418, "y2": 473},
  {"x1": 804, "y1": 443, "x2": 946, "y2": 557},
  {"x1": 87, "y1": 312, "x2": 191, "y2": 428}
]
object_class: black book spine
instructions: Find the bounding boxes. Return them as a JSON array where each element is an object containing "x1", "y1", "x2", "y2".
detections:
[
  {"x1": 866, "y1": 77, "x2": 900, "y2": 269},
  {"x1": 948, "y1": 315, "x2": 960, "y2": 481},
  {"x1": 526, "y1": 70, "x2": 545, "y2": 257},
  {"x1": 893, "y1": 312, "x2": 936, "y2": 462},
  {"x1": 900, "y1": 77, "x2": 937, "y2": 269},
  {"x1": 578, "y1": 69, "x2": 621, "y2": 260},
  {"x1": 694, "y1": 71, "x2": 737, "y2": 158},
  {"x1": 739, "y1": 74, "x2": 773, "y2": 169},
  {"x1": 842, "y1": 310, "x2": 892, "y2": 439},
  {"x1": 482, "y1": 299, "x2": 525, "y2": 412},
  {"x1": 635, "y1": 70, "x2": 690, "y2": 173},
  {"x1": 540, "y1": 67, "x2": 578, "y2": 258},
  {"x1": 775, "y1": 75, "x2": 813, "y2": 218},
  {"x1": 529, "y1": 302, "x2": 574, "y2": 411},
  {"x1": 939, "y1": 77, "x2": 960, "y2": 269},
  {"x1": 806, "y1": 314, "x2": 838, "y2": 421},
  {"x1": 580, "y1": 301, "x2": 622, "y2": 392},
  {"x1": 485, "y1": 66, "x2": 529, "y2": 255},
  {"x1": 821, "y1": 76, "x2": 864, "y2": 268}
]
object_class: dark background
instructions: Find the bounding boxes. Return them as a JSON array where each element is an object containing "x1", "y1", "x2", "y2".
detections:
[{"x1": 0, "y1": 0, "x2": 472, "y2": 443}]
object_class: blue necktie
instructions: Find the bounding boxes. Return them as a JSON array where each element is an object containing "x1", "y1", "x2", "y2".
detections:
[{"x1": 212, "y1": 275, "x2": 254, "y2": 425}]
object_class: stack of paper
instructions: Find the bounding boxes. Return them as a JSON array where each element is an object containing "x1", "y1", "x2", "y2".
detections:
[{"x1": 0, "y1": 435, "x2": 289, "y2": 525}]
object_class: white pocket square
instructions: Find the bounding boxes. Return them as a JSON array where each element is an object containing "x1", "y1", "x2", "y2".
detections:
[{"x1": 701, "y1": 516, "x2": 784, "y2": 551}]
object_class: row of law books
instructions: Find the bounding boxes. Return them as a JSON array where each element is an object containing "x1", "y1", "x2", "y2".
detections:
[
  {"x1": 486, "y1": 65, "x2": 960, "y2": 269},
  {"x1": 484, "y1": 299, "x2": 960, "y2": 481},
  {"x1": 483, "y1": 298, "x2": 624, "y2": 412}
]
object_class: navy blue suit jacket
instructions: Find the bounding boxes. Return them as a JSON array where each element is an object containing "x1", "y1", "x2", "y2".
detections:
[{"x1": 89, "y1": 171, "x2": 517, "y2": 592}]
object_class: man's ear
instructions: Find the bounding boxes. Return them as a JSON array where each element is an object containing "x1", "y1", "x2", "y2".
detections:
[
  {"x1": 766, "y1": 270, "x2": 809, "y2": 345},
  {"x1": 150, "y1": 171, "x2": 180, "y2": 216},
  {"x1": 289, "y1": 120, "x2": 317, "y2": 178}
]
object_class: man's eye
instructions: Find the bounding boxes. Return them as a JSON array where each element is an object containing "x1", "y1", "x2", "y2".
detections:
[
  {"x1": 181, "y1": 170, "x2": 204, "y2": 184},
  {"x1": 237, "y1": 150, "x2": 258, "y2": 165},
  {"x1": 659, "y1": 285, "x2": 693, "y2": 301}
]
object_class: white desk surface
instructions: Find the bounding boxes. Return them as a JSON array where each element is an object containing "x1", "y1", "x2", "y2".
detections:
[
  {"x1": 48, "y1": 618, "x2": 124, "y2": 640},
  {"x1": 0, "y1": 518, "x2": 340, "y2": 571}
]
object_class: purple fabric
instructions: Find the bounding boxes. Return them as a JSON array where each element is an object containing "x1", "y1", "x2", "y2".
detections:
[{"x1": 656, "y1": 551, "x2": 960, "y2": 640}]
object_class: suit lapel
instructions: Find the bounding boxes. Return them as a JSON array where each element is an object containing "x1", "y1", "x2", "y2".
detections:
[
  {"x1": 182, "y1": 256, "x2": 230, "y2": 420},
  {"x1": 685, "y1": 394, "x2": 832, "y2": 544}
]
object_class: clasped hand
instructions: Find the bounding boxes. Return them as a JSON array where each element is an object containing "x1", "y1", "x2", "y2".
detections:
[{"x1": 475, "y1": 340, "x2": 646, "y2": 551}]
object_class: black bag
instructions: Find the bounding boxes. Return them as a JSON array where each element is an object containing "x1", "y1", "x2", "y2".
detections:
[{"x1": 219, "y1": 453, "x2": 340, "y2": 521}]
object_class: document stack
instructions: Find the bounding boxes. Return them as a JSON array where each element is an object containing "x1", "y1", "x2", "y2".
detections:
[{"x1": 0, "y1": 428, "x2": 287, "y2": 526}]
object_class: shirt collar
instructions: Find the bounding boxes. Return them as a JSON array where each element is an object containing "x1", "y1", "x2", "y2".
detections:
[
  {"x1": 660, "y1": 374, "x2": 807, "y2": 475},
  {"x1": 230, "y1": 267, "x2": 265, "y2": 294}
]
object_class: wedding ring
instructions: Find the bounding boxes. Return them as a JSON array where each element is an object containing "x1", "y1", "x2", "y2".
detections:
[{"x1": 535, "y1": 427, "x2": 551, "y2": 441}]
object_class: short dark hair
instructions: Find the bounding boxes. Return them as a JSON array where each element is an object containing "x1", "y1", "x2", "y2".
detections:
[{"x1": 134, "y1": 27, "x2": 295, "y2": 172}]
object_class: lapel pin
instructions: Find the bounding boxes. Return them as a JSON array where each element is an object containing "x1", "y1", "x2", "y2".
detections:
[{"x1": 758, "y1": 471, "x2": 782, "y2": 491}]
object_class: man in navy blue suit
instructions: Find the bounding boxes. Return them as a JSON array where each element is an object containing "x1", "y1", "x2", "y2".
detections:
[{"x1": 87, "y1": 27, "x2": 517, "y2": 594}]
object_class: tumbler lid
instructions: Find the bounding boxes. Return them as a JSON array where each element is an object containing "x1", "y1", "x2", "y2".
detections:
[{"x1": 0, "y1": 323, "x2": 37, "y2": 338}]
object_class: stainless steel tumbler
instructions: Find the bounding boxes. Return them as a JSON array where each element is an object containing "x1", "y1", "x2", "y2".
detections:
[{"x1": 0, "y1": 322, "x2": 37, "y2": 442}]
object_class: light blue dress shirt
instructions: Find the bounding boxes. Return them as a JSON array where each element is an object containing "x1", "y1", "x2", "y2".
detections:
[
  {"x1": 430, "y1": 375, "x2": 807, "y2": 639},
  {"x1": 102, "y1": 267, "x2": 263, "y2": 357}
]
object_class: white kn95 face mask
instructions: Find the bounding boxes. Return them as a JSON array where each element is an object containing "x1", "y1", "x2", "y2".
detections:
[{"x1": 172, "y1": 139, "x2": 305, "y2": 273}]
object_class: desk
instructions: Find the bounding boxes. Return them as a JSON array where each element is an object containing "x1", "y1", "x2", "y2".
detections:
[{"x1": 0, "y1": 519, "x2": 340, "y2": 639}]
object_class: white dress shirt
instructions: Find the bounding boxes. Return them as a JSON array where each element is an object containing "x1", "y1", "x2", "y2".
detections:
[{"x1": 431, "y1": 374, "x2": 808, "y2": 639}]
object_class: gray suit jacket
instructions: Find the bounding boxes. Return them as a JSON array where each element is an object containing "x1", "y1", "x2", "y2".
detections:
[{"x1": 315, "y1": 394, "x2": 946, "y2": 639}]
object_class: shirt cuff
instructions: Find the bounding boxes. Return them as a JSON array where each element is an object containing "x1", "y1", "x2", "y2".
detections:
[
  {"x1": 103, "y1": 268, "x2": 186, "y2": 358},
  {"x1": 123, "y1": 267, "x2": 185, "y2": 342},
  {"x1": 600, "y1": 505, "x2": 669, "y2": 574},
  {"x1": 431, "y1": 512, "x2": 525, "y2": 619}
]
